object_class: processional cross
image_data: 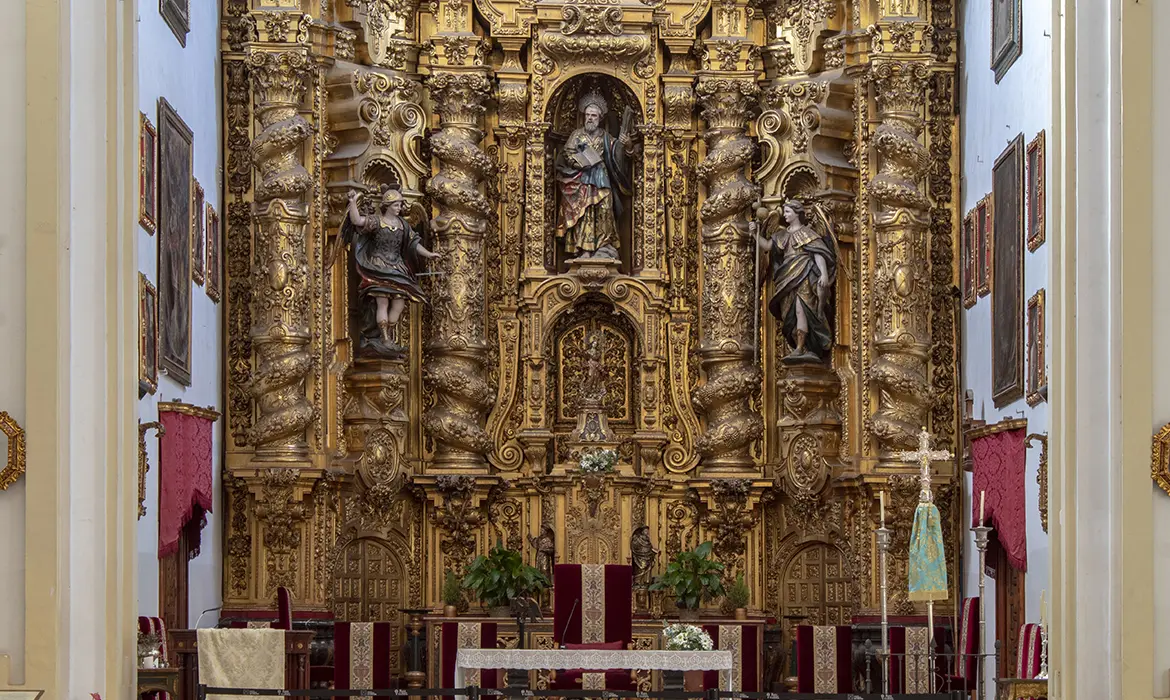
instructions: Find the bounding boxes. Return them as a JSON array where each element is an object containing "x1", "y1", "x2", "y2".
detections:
[{"x1": 896, "y1": 427, "x2": 953, "y2": 503}]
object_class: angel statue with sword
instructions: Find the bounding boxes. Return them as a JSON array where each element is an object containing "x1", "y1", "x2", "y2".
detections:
[{"x1": 328, "y1": 186, "x2": 442, "y2": 357}]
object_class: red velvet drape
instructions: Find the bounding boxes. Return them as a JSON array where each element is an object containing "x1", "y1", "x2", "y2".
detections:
[
  {"x1": 971, "y1": 428, "x2": 1028, "y2": 570},
  {"x1": 157, "y1": 410, "x2": 214, "y2": 559}
]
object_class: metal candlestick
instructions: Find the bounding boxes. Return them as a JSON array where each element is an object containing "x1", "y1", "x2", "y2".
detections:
[
  {"x1": 877, "y1": 524, "x2": 891, "y2": 694},
  {"x1": 972, "y1": 525, "x2": 992, "y2": 700},
  {"x1": 1036, "y1": 623, "x2": 1049, "y2": 680}
]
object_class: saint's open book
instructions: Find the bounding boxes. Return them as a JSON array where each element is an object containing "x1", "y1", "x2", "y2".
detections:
[{"x1": 574, "y1": 147, "x2": 603, "y2": 168}]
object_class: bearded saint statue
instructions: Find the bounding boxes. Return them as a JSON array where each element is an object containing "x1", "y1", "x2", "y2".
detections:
[{"x1": 555, "y1": 89, "x2": 634, "y2": 260}]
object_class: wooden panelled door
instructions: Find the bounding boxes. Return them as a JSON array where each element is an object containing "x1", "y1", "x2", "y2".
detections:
[{"x1": 991, "y1": 536, "x2": 1025, "y2": 678}]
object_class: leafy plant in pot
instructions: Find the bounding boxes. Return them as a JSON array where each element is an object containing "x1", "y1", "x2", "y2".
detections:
[
  {"x1": 442, "y1": 569, "x2": 462, "y2": 617},
  {"x1": 648, "y1": 541, "x2": 725, "y2": 620},
  {"x1": 462, "y1": 542, "x2": 551, "y2": 618},
  {"x1": 724, "y1": 573, "x2": 750, "y2": 620}
]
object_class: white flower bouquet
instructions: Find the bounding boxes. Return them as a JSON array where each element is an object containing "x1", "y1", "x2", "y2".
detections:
[
  {"x1": 579, "y1": 449, "x2": 618, "y2": 474},
  {"x1": 663, "y1": 623, "x2": 714, "y2": 651}
]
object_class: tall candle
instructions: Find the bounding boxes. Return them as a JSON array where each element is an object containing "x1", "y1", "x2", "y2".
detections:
[
  {"x1": 1040, "y1": 590, "x2": 1047, "y2": 626},
  {"x1": 880, "y1": 491, "x2": 885, "y2": 526},
  {"x1": 979, "y1": 491, "x2": 986, "y2": 525}
]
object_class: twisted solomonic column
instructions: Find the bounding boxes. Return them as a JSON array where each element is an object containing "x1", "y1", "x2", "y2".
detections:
[
  {"x1": 868, "y1": 60, "x2": 934, "y2": 455},
  {"x1": 423, "y1": 70, "x2": 496, "y2": 471},
  {"x1": 692, "y1": 76, "x2": 764, "y2": 474},
  {"x1": 247, "y1": 49, "x2": 316, "y2": 464}
]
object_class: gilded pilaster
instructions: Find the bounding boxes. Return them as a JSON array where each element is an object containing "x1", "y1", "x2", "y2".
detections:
[
  {"x1": 423, "y1": 67, "x2": 496, "y2": 471},
  {"x1": 247, "y1": 47, "x2": 316, "y2": 464},
  {"x1": 693, "y1": 74, "x2": 763, "y2": 474}
]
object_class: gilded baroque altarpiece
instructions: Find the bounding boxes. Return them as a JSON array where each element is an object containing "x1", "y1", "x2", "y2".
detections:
[{"x1": 219, "y1": 0, "x2": 961, "y2": 659}]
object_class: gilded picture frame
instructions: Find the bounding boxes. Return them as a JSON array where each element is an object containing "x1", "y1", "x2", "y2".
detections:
[
  {"x1": 991, "y1": 134, "x2": 1025, "y2": 408},
  {"x1": 139, "y1": 272, "x2": 159, "y2": 397},
  {"x1": 161, "y1": 0, "x2": 189, "y2": 48},
  {"x1": 1027, "y1": 130, "x2": 1046, "y2": 252},
  {"x1": 976, "y1": 195, "x2": 992, "y2": 298},
  {"x1": 962, "y1": 210, "x2": 976, "y2": 308},
  {"x1": 992, "y1": 0, "x2": 1022, "y2": 83},
  {"x1": 206, "y1": 204, "x2": 221, "y2": 303},
  {"x1": 157, "y1": 97, "x2": 194, "y2": 387},
  {"x1": 139, "y1": 113, "x2": 157, "y2": 234},
  {"x1": 1026, "y1": 289, "x2": 1047, "y2": 406},
  {"x1": 0, "y1": 411, "x2": 27, "y2": 491},
  {"x1": 192, "y1": 179, "x2": 206, "y2": 286},
  {"x1": 1153, "y1": 423, "x2": 1170, "y2": 497}
]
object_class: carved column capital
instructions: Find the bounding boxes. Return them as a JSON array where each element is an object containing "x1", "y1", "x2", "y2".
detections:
[
  {"x1": 247, "y1": 48, "x2": 313, "y2": 111},
  {"x1": 695, "y1": 75, "x2": 760, "y2": 130},
  {"x1": 428, "y1": 69, "x2": 493, "y2": 126},
  {"x1": 871, "y1": 59, "x2": 930, "y2": 120}
]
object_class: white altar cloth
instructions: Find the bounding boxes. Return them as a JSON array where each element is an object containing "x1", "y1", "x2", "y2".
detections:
[{"x1": 454, "y1": 648, "x2": 735, "y2": 691}]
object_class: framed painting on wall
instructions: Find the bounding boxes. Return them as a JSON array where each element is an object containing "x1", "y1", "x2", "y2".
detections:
[
  {"x1": 1027, "y1": 131, "x2": 1046, "y2": 252},
  {"x1": 139, "y1": 113, "x2": 157, "y2": 234},
  {"x1": 976, "y1": 195, "x2": 992, "y2": 297},
  {"x1": 991, "y1": 134, "x2": 1025, "y2": 407},
  {"x1": 992, "y1": 0, "x2": 1022, "y2": 82},
  {"x1": 1027, "y1": 289, "x2": 1047, "y2": 406},
  {"x1": 192, "y1": 179, "x2": 205, "y2": 286},
  {"x1": 962, "y1": 210, "x2": 976, "y2": 308},
  {"x1": 139, "y1": 273, "x2": 159, "y2": 397},
  {"x1": 157, "y1": 97, "x2": 193, "y2": 387},
  {"x1": 206, "y1": 204, "x2": 221, "y2": 303},
  {"x1": 160, "y1": 0, "x2": 189, "y2": 47}
]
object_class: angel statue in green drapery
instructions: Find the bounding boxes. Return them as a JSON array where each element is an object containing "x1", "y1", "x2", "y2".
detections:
[{"x1": 555, "y1": 89, "x2": 635, "y2": 260}]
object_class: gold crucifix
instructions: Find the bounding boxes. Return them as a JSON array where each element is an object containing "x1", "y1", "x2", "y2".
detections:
[{"x1": 895, "y1": 427, "x2": 953, "y2": 503}]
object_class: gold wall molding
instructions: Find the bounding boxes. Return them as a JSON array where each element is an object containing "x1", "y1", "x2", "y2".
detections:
[
  {"x1": 157, "y1": 401, "x2": 221, "y2": 421},
  {"x1": 138, "y1": 421, "x2": 165, "y2": 518},
  {"x1": 1026, "y1": 432, "x2": 1048, "y2": 533}
]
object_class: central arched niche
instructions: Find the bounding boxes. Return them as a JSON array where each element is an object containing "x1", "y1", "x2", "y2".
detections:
[
  {"x1": 544, "y1": 73, "x2": 643, "y2": 275},
  {"x1": 547, "y1": 296, "x2": 642, "y2": 464}
]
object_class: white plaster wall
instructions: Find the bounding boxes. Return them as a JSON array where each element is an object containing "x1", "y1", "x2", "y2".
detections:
[
  {"x1": 1150, "y1": 1, "x2": 1170, "y2": 692},
  {"x1": 136, "y1": 0, "x2": 224, "y2": 627},
  {"x1": 958, "y1": 0, "x2": 1051, "y2": 691},
  {"x1": 0, "y1": 0, "x2": 26, "y2": 682}
]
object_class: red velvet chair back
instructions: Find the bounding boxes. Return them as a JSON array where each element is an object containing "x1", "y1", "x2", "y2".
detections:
[
  {"x1": 700, "y1": 623, "x2": 761, "y2": 692},
  {"x1": 955, "y1": 597, "x2": 980, "y2": 681},
  {"x1": 334, "y1": 622, "x2": 397, "y2": 691},
  {"x1": 1015, "y1": 623, "x2": 1042, "y2": 679},
  {"x1": 887, "y1": 626, "x2": 932, "y2": 693},
  {"x1": 439, "y1": 621, "x2": 500, "y2": 689},
  {"x1": 276, "y1": 586, "x2": 293, "y2": 631},
  {"x1": 552, "y1": 564, "x2": 633, "y2": 646},
  {"x1": 795, "y1": 625, "x2": 852, "y2": 693}
]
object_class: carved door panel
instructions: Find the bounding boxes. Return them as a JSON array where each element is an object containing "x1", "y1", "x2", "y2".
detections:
[
  {"x1": 334, "y1": 539, "x2": 407, "y2": 652},
  {"x1": 782, "y1": 543, "x2": 851, "y2": 625},
  {"x1": 993, "y1": 538, "x2": 1024, "y2": 678}
]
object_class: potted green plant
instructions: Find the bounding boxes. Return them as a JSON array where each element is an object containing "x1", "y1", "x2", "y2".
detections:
[
  {"x1": 442, "y1": 569, "x2": 462, "y2": 617},
  {"x1": 724, "y1": 573, "x2": 750, "y2": 620},
  {"x1": 649, "y1": 541, "x2": 725, "y2": 620},
  {"x1": 462, "y1": 542, "x2": 551, "y2": 617}
]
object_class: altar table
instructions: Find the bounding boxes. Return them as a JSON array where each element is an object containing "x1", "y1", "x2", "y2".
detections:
[{"x1": 454, "y1": 648, "x2": 735, "y2": 691}]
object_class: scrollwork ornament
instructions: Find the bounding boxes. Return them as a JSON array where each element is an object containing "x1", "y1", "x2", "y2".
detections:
[{"x1": 560, "y1": 5, "x2": 623, "y2": 36}]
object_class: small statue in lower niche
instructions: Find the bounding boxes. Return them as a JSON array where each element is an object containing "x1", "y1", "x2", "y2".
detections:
[{"x1": 330, "y1": 187, "x2": 441, "y2": 358}]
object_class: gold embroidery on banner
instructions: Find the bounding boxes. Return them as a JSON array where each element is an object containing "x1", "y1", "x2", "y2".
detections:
[
  {"x1": 582, "y1": 672, "x2": 606, "y2": 689},
  {"x1": 459, "y1": 623, "x2": 483, "y2": 686},
  {"x1": 811, "y1": 625, "x2": 837, "y2": 693},
  {"x1": 718, "y1": 625, "x2": 742, "y2": 691},
  {"x1": 905, "y1": 626, "x2": 930, "y2": 693},
  {"x1": 581, "y1": 564, "x2": 606, "y2": 643},
  {"x1": 350, "y1": 622, "x2": 374, "y2": 689}
]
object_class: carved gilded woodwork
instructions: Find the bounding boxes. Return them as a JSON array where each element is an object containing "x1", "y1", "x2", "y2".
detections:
[
  {"x1": 217, "y1": 0, "x2": 964, "y2": 645},
  {"x1": 0, "y1": 412, "x2": 27, "y2": 492}
]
